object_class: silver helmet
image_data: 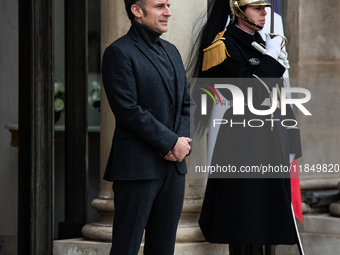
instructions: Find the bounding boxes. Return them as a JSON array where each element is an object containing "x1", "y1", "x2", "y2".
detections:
[{"x1": 230, "y1": 0, "x2": 271, "y2": 29}]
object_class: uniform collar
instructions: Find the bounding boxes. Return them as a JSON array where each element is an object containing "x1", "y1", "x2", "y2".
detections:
[
  {"x1": 235, "y1": 24, "x2": 255, "y2": 36},
  {"x1": 227, "y1": 23, "x2": 265, "y2": 46}
]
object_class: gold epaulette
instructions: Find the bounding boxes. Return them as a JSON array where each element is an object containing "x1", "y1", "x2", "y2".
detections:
[{"x1": 202, "y1": 30, "x2": 231, "y2": 71}]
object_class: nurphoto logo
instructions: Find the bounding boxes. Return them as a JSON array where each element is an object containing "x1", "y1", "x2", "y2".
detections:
[{"x1": 200, "y1": 84, "x2": 312, "y2": 117}]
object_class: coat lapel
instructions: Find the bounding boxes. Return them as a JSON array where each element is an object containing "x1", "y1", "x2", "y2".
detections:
[
  {"x1": 161, "y1": 40, "x2": 186, "y2": 128},
  {"x1": 129, "y1": 29, "x2": 175, "y2": 103},
  {"x1": 160, "y1": 39, "x2": 184, "y2": 105}
]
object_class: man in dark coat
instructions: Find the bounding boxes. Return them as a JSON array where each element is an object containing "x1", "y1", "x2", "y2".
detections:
[{"x1": 101, "y1": 0, "x2": 192, "y2": 254}]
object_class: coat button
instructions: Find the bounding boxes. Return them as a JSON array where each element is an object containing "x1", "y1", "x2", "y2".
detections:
[{"x1": 170, "y1": 105, "x2": 174, "y2": 110}]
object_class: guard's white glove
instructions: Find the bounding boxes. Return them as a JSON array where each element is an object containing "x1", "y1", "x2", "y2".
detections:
[
  {"x1": 251, "y1": 40, "x2": 290, "y2": 70},
  {"x1": 278, "y1": 49, "x2": 290, "y2": 69},
  {"x1": 265, "y1": 33, "x2": 282, "y2": 59}
]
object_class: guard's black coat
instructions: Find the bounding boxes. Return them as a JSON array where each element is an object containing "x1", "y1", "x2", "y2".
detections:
[{"x1": 198, "y1": 24, "x2": 302, "y2": 245}]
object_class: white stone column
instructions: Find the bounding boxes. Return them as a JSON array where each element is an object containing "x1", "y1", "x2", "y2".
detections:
[{"x1": 82, "y1": 0, "x2": 130, "y2": 241}]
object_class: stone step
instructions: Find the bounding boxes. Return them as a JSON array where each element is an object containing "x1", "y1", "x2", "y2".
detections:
[
  {"x1": 55, "y1": 214, "x2": 340, "y2": 255},
  {"x1": 276, "y1": 214, "x2": 340, "y2": 255},
  {"x1": 53, "y1": 239, "x2": 229, "y2": 255}
]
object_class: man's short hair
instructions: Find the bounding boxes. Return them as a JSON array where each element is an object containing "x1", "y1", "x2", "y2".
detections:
[{"x1": 124, "y1": 0, "x2": 147, "y2": 20}]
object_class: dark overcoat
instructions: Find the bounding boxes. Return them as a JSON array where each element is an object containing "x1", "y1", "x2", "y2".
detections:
[
  {"x1": 102, "y1": 23, "x2": 191, "y2": 181},
  {"x1": 198, "y1": 24, "x2": 302, "y2": 245}
]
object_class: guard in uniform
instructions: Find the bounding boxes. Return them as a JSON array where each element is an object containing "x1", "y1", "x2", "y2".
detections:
[{"x1": 190, "y1": 1, "x2": 304, "y2": 254}]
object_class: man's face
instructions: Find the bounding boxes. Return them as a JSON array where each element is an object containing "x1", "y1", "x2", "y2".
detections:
[
  {"x1": 136, "y1": 0, "x2": 172, "y2": 34},
  {"x1": 237, "y1": 5, "x2": 267, "y2": 33}
]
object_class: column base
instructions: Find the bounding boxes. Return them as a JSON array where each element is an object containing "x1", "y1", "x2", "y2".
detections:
[
  {"x1": 82, "y1": 197, "x2": 114, "y2": 242},
  {"x1": 82, "y1": 197, "x2": 207, "y2": 242},
  {"x1": 82, "y1": 224, "x2": 112, "y2": 242},
  {"x1": 82, "y1": 221, "x2": 206, "y2": 243},
  {"x1": 330, "y1": 201, "x2": 340, "y2": 217}
]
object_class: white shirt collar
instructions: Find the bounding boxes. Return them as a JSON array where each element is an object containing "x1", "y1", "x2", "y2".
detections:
[{"x1": 235, "y1": 24, "x2": 255, "y2": 36}]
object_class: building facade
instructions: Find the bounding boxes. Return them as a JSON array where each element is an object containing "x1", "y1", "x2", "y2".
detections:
[{"x1": 1, "y1": 0, "x2": 340, "y2": 254}]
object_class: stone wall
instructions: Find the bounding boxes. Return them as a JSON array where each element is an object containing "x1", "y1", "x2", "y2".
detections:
[
  {"x1": 276, "y1": 1, "x2": 340, "y2": 254},
  {"x1": 287, "y1": 0, "x2": 340, "y2": 182}
]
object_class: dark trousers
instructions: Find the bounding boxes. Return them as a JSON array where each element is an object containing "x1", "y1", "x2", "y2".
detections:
[
  {"x1": 109, "y1": 164, "x2": 185, "y2": 255},
  {"x1": 229, "y1": 244, "x2": 273, "y2": 255}
]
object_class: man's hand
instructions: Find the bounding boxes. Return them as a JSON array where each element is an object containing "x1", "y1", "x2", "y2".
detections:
[
  {"x1": 163, "y1": 150, "x2": 178, "y2": 162},
  {"x1": 172, "y1": 137, "x2": 191, "y2": 162}
]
